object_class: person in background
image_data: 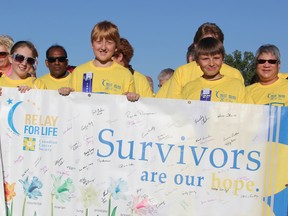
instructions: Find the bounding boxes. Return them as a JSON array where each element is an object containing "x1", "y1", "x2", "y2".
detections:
[
  {"x1": 39, "y1": 44, "x2": 71, "y2": 90},
  {"x1": 58, "y1": 20, "x2": 139, "y2": 102},
  {"x1": 67, "y1": 65, "x2": 76, "y2": 73},
  {"x1": 182, "y1": 37, "x2": 246, "y2": 103},
  {"x1": 146, "y1": 76, "x2": 154, "y2": 94},
  {"x1": 246, "y1": 44, "x2": 288, "y2": 106},
  {"x1": 0, "y1": 40, "x2": 46, "y2": 96},
  {"x1": 0, "y1": 35, "x2": 14, "y2": 76},
  {"x1": 113, "y1": 38, "x2": 153, "y2": 97},
  {"x1": 156, "y1": 22, "x2": 243, "y2": 99},
  {"x1": 186, "y1": 43, "x2": 195, "y2": 63},
  {"x1": 157, "y1": 68, "x2": 174, "y2": 88}
]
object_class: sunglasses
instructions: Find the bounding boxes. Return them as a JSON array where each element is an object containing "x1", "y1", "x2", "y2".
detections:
[
  {"x1": 0, "y1": 51, "x2": 9, "y2": 58},
  {"x1": 13, "y1": 54, "x2": 36, "y2": 66},
  {"x1": 257, "y1": 59, "x2": 278, "y2": 64},
  {"x1": 47, "y1": 56, "x2": 67, "y2": 63}
]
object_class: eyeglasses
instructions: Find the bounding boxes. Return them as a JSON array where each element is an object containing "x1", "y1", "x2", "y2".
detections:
[
  {"x1": 47, "y1": 56, "x2": 67, "y2": 63},
  {"x1": 13, "y1": 54, "x2": 36, "y2": 66},
  {"x1": 0, "y1": 52, "x2": 9, "y2": 58},
  {"x1": 257, "y1": 59, "x2": 278, "y2": 64}
]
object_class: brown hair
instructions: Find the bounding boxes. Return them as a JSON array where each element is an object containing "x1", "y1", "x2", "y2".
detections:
[
  {"x1": 195, "y1": 37, "x2": 225, "y2": 61},
  {"x1": 90, "y1": 20, "x2": 120, "y2": 48},
  {"x1": 113, "y1": 38, "x2": 134, "y2": 66},
  {"x1": 10, "y1": 40, "x2": 38, "y2": 58},
  {"x1": 193, "y1": 22, "x2": 224, "y2": 45}
]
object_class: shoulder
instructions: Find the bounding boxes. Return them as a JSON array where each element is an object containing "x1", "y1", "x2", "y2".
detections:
[
  {"x1": 278, "y1": 73, "x2": 288, "y2": 79},
  {"x1": 39, "y1": 73, "x2": 50, "y2": 79},
  {"x1": 175, "y1": 61, "x2": 197, "y2": 72},
  {"x1": 133, "y1": 71, "x2": 147, "y2": 79}
]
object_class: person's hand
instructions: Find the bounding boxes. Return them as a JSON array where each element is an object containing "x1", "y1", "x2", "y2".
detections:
[
  {"x1": 18, "y1": 86, "x2": 31, "y2": 93},
  {"x1": 123, "y1": 92, "x2": 140, "y2": 102},
  {"x1": 58, "y1": 87, "x2": 74, "y2": 96}
]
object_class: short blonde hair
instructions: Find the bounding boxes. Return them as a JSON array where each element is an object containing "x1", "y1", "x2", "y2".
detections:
[
  {"x1": 90, "y1": 20, "x2": 120, "y2": 48},
  {"x1": 0, "y1": 35, "x2": 14, "y2": 53}
]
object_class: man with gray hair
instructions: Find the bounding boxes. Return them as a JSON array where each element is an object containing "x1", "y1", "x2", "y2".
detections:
[
  {"x1": 246, "y1": 44, "x2": 288, "y2": 106},
  {"x1": 157, "y1": 68, "x2": 174, "y2": 88}
]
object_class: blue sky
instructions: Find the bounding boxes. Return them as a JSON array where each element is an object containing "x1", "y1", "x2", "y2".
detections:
[{"x1": 2, "y1": 0, "x2": 288, "y2": 91}]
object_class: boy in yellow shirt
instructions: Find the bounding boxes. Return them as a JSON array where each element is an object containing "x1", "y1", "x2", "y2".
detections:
[
  {"x1": 156, "y1": 22, "x2": 243, "y2": 99},
  {"x1": 182, "y1": 37, "x2": 246, "y2": 103},
  {"x1": 58, "y1": 20, "x2": 139, "y2": 102}
]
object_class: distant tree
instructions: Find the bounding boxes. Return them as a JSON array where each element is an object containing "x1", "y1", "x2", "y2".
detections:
[{"x1": 224, "y1": 50, "x2": 256, "y2": 86}]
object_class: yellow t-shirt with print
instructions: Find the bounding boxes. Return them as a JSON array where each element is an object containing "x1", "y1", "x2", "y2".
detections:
[
  {"x1": 246, "y1": 78, "x2": 288, "y2": 106},
  {"x1": 182, "y1": 76, "x2": 246, "y2": 103},
  {"x1": 39, "y1": 73, "x2": 71, "y2": 90},
  {"x1": 70, "y1": 61, "x2": 135, "y2": 94},
  {"x1": 156, "y1": 61, "x2": 244, "y2": 99},
  {"x1": 0, "y1": 76, "x2": 46, "y2": 89}
]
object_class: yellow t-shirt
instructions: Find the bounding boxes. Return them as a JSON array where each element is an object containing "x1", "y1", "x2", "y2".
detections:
[
  {"x1": 246, "y1": 78, "x2": 288, "y2": 106},
  {"x1": 278, "y1": 73, "x2": 288, "y2": 79},
  {"x1": 0, "y1": 76, "x2": 46, "y2": 89},
  {"x1": 156, "y1": 61, "x2": 244, "y2": 99},
  {"x1": 182, "y1": 76, "x2": 246, "y2": 103},
  {"x1": 133, "y1": 71, "x2": 153, "y2": 98},
  {"x1": 39, "y1": 73, "x2": 71, "y2": 90},
  {"x1": 70, "y1": 61, "x2": 135, "y2": 94}
]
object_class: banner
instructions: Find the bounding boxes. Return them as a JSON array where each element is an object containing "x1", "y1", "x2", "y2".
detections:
[{"x1": 0, "y1": 87, "x2": 287, "y2": 216}]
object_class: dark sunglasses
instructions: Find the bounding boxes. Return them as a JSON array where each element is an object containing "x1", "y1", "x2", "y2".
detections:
[
  {"x1": 47, "y1": 56, "x2": 67, "y2": 63},
  {"x1": 0, "y1": 51, "x2": 9, "y2": 58},
  {"x1": 257, "y1": 59, "x2": 278, "y2": 64},
  {"x1": 13, "y1": 54, "x2": 36, "y2": 66}
]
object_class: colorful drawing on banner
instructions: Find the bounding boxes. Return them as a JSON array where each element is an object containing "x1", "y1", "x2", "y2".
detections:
[
  {"x1": 8, "y1": 101, "x2": 23, "y2": 135},
  {"x1": 23, "y1": 137, "x2": 36, "y2": 151},
  {"x1": 128, "y1": 194, "x2": 157, "y2": 215},
  {"x1": 19, "y1": 176, "x2": 43, "y2": 215},
  {"x1": 4, "y1": 181, "x2": 16, "y2": 216},
  {"x1": 107, "y1": 178, "x2": 128, "y2": 216},
  {"x1": 79, "y1": 184, "x2": 100, "y2": 215},
  {"x1": 51, "y1": 175, "x2": 75, "y2": 215}
]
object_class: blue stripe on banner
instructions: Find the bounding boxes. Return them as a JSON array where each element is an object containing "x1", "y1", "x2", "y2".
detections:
[
  {"x1": 278, "y1": 107, "x2": 288, "y2": 145},
  {"x1": 266, "y1": 105, "x2": 288, "y2": 216}
]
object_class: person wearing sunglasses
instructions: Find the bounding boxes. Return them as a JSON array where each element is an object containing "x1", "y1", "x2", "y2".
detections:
[
  {"x1": 246, "y1": 44, "x2": 288, "y2": 106},
  {"x1": 39, "y1": 44, "x2": 71, "y2": 90},
  {"x1": 0, "y1": 40, "x2": 46, "y2": 96},
  {"x1": 0, "y1": 35, "x2": 14, "y2": 77}
]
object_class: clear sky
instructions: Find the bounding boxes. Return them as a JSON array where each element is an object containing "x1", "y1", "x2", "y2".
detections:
[{"x1": 2, "y1": 0, "x2": 288, "y2": 91}]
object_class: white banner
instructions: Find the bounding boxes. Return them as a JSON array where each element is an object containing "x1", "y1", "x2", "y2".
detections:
[{"x1": 0, "y1": 87, "x2": 286, "y2": 216}]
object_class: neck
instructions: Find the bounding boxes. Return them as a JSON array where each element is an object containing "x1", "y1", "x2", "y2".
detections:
[
  {"x1": 0, "y1": 64, "x2": 12, "y2": 75},
  {"x1": 259, "y1": 76, "x2": 279, "y2": 85},
  {"x1": 8, "y1": 72, "x2": 29, "y2": 80},
  {"x1": 93, "y1": 58, "x2": 113, "y2": 68},
  {"x1": 202, "y1": 73, "x2": 223, "y2": 81},
  {"x1": 52, "y1": 71, "x2": 69, "y2": 79}
]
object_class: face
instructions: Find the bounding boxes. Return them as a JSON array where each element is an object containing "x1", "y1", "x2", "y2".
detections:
[
  {"x1": 92, "y1": 38, "x2": 116, "y2": 66},
  {"x1": 45, "y1": 48, "x2": 68, "y2": 78},
  {"x1": 0, "y1": 45, "x2": 11, "y2": 71},
  {"x1": 256, "y1": 52, "x2": 280, "y2": 85},
  {"x1": 9, "y1": 46, "x2": 35, "y2": 79},
  {"x1": 197, "y1": 54, "x2": 223, "y2": 79},
  {"x1": 158, "y1": 74, "x2": 172, "y2": 87}
]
